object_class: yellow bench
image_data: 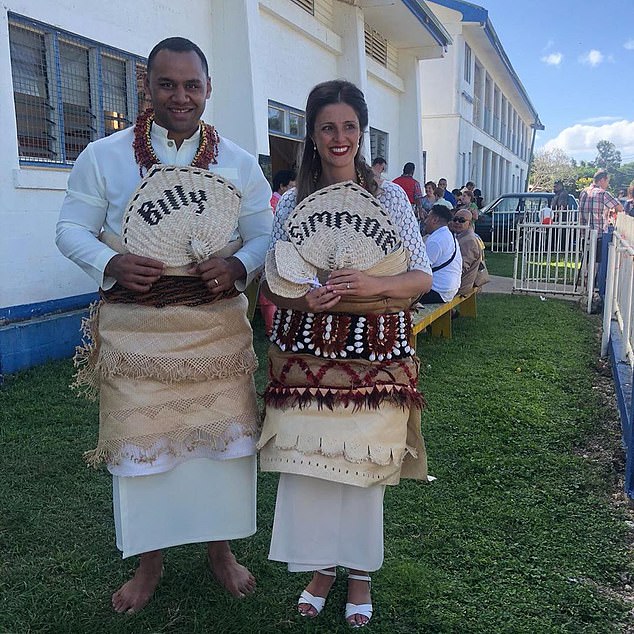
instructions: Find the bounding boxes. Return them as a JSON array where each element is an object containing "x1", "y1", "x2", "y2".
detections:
[{"x1": 411, "y1": 288, "x2": 478, "y2": 340}]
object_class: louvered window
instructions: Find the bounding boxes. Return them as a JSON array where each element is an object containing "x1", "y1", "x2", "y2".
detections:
[
  {"x1": 9, "y1": 13, "x2": 146, "y2": 165},
  {"x1": 291, "y1": 0, "x2": 315, "y2": 14},
  {"x1": 364, "y1": 24, "x2": 388, "y2": 67}
]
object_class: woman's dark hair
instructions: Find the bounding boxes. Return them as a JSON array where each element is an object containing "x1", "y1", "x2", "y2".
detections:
[
  {"x1": 424, "y1": 181, "x2": 437, "y2": 190},
  {"x1": 147, "y1": 37, "x2": 209, "y2": 76},
  {"x1": 272, "y1": 169, "x2": 296, "y2": 193},
  {"x1": 296, "y1": 80, "x2": 377, "y2": 203}
]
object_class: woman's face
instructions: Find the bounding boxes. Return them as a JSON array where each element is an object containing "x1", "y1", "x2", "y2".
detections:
[
  {"x1": 312, "y1": 103, "x2": 361, "y2": 177},
  {"x1": 425, "y1": 184, "x2": 435, "y2": 196}
]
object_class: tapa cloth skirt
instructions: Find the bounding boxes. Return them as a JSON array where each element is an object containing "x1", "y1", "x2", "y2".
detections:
[
  {"x1": 113, "y1": 455, "x2": 256, "y2": 558},
  {"x1": 269, "y1": 473, "x2": 385, "y2": 572}
]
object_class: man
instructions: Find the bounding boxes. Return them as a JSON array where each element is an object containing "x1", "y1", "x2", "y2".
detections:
[
  {"x1": 270, "y1": 169, "x2": 296, "y2": 212},
  {"x1": 449, "y1": 209, "x2": 489, "y2": 295},
  {"x1": 437, "y1": 177, "x2": 457, "y2": 208},
  {"x1": 56, "y1": 37, "x2": 272, "y2": 613},
  {"x1": 371, "y1": 156, "x2": 387, "y2": 180},
  {"x1": 579, "y1": 169, "x2": 623, "y2": 232},
  {"x1": 418, "y1": 204, "x2": 462, "y2": 304},
  {"x1": 550, "y1": 180, "x2": 569, "y2": 210},
  {"x1": 393, "y1": 162, "x2": 423, "y2": 215}
]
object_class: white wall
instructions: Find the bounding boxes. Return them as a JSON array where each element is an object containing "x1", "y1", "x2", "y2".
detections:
[{"x1": 0, "y1": 0, "x2": 213, "y2": 309}]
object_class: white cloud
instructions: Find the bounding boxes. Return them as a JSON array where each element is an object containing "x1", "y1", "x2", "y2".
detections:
[
  {"x1": 624, "y1": 39, "x2": 634, "y2": 50},
  {"x1": 543, "y1": 120, "x2": 634, "y2": 160},
  {"x1": 578, "y1": 116, "x2": 622, "y2": 125},
  {"x1": 579, "y1": 49, "x2": 604, "y2": 66},
  {"x1": 541, "y1": 52, "x2": 563, "y2": 66}
]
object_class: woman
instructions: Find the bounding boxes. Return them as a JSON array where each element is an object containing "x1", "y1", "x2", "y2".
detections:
[
  {"x1": 259, "y1": 80, "x2": 432, "y2": 627},
  {"x1": 420, "y1": 180, "x2": 437, "y2": 219},
  {"x1": 457, "y1": 189, "x2": 479, "y2": 221}
]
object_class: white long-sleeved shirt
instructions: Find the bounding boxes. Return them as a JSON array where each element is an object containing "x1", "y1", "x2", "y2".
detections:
[{"x1": 56, "y1": 122, "x2": 273, "y2": 290}]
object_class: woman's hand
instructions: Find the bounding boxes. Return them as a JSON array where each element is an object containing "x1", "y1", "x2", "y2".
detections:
[{"x1": 326, "y1": 269, "x2": 379, "y2": 298}]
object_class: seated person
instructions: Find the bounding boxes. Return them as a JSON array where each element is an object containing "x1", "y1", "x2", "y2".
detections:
[
  {"x1": 418, "y1": 204, "x2": 462, "y2": 304},
  {"x1": 433, "y1": 187, "x2": 454, "y2": 211},
  {"x1": 456, "y1": 189, "x2": 479, "y2": 221},
  {"x1": 449, "y1": 209, "x2": 490, "y2": 296}
]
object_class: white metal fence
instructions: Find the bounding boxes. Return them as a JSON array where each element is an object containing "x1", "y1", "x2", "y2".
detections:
[
  {"x1": 512, "y1": 210, "x2": 597, "y2": 312},
  {"x1": 602, "y1": 215, "x2": 634, "y2": 362}
]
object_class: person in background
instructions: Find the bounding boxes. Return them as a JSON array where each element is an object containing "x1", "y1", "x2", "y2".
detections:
[
  {"x1": 418, "y1": 204, "x2": 462, "y2": 304},
  {"x1": 473, "y1": 188, "x2": 484, "y2": 209},
  {"x1": 550, "y1": 180, "x2": 569, "y2": 210},
  {"x1": 449, "y1": 209, "x2": 489, "y2": 296},
  {"x1": 437, "y1": 177, "x2": 457, "y2": 207},
  {"x1": 371, "y1": 156, "x2": 387, "y2": 182},
  {"x1": 625, "y1": 180, "x2": 634, "y2": 217},
  {"x1": 433, "y1": 187, "x2": 454, "y2": 211},
  {"x1": 261, "y1": 169, "x2": 297, "y2": 334},
  {"x1": 270, "y1": 169, "x2": 297, "y2": 212},
  {"x1": 393, "y1": 162, "x2": 424, "y2": 217},
  {"x1": 457, "y1": 189, "x2": 479, "y2": 221},
  {"x1": 420, "y1": 180, "x2": 438, "y2": 219}
]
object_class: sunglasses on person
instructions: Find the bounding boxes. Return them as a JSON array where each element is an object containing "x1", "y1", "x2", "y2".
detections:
[{"x1": 452, "y1": 217, "x2": 469, "y2": 223}]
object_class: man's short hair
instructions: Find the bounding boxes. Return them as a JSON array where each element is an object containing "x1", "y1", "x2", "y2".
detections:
[
  {"x1": 403, "y1": 162, "x2": 415, "y2": 176},
  {"x1": 372, "y1": 157, "x2": 386, "y2": 167},
  {"x1": 272, "y1": 169, "x2": 296, "y2": 192},
  {"x1": 148, "y1": 37, "x2": 209, "y2": 76},
  {"x1": 554, "y1": 180, "x2": 563, "y2": 186},
  {"x1": 593, "y1": 169, "x2": 609, "y2": 183},
  {"x1": 465, "y1": 181, "x2": 475, "y2": 189},
  {"x1": 430, "y1": 204, "x2": 453, "y2": 223}
]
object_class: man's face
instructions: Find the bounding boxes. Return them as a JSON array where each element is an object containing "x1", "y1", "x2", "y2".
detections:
[
  {"x1": 424, "y1": 212, "x2": 439, "y2": 235},
  {"x1": 600, "y1": 176, "x2": 610, "y2": 189},
  {"x1": 372, "y1": 163, "x2": 385, "y2": 176},
  {"x1": 438, "y1": 179, "x2": 447, "y2": 191},
  {"x1": 450, "y1": 212, "x2": 471, "y2": 234},
  {"x1": 145, "y1": 49, "x2": 211, "y2": 144},
  {"x1": 554, "y1": 182, "x2": 562, "y2": 192}
]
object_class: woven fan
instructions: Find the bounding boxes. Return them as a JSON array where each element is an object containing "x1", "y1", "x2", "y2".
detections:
[
  {"x1": 122, "y1": 165, "x2": 242, "y2": 265},
  {"x1": 284, "y1": 181, "x2": 400, "y2": 271},
  {"x1": 265, "y1": 249, "x2": 312, "y2": 299},
  {"x1": 274, "y1": 240, "x2": 319, "y2": 285}
]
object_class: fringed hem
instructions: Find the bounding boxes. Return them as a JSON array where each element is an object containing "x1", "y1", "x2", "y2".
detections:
[
  {"x1": 93, "y1": 349, "x2": 258, "y2": 383},
  {"x1": 263, "y1": 383, "x2": 425, "y2": 412},
  {"x1": 72, "y1": 301, "x2": 102, "y2": 401},
  {"x1": 258, "y1": 433, "x2": 418, "y2": 467},
  {"x1": 84, "y1": 419, "x2": 259, "y2": 469}
]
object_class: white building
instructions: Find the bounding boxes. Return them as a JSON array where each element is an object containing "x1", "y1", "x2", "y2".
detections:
[
  {"x1": 0, "y1": 0, "x2": 451, "y2": 374},
  {"x1": 421, "y1": 0, "x2": 542, "y2": 200}
]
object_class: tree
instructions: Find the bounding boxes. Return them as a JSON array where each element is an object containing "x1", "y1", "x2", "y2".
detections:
[
  {"x1": 594, "y1": 140, "x2": 621, "y2": 173},
  {"x1": 529, "y1": 148, "x2": 577, "y2": 192}
]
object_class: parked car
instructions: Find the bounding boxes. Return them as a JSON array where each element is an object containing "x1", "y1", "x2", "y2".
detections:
[{"x1": 475, "y1": 192, "x2": 578, "y2": 243}]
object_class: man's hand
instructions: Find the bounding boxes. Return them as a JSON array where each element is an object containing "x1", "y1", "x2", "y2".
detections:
[
  {"x1": 105, "y1": 254, "x2": 165, "y2": 292},
  {"x1": 188, "y1": 256, "x2": 246, "y2": 294}
]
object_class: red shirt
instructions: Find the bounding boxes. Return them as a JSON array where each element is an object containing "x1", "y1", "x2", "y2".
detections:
[{"x1": 393, "y1": 175, "x2": 423, "y2": 205}]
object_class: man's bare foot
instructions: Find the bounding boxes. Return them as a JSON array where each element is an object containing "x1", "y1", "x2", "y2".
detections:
[
  {"x1": 112, "y1": 550, "x2": 163, "y2": 614},
  {"x1": 207, "y1": 541, "x2": 256, "y2": 598},
  {"x1": 298, "y1": 568, "x2": 336, "y2": 617}
]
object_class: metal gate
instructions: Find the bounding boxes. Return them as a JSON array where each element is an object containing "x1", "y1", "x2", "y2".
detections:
[{"x1": 512, "y1": 210, "x2": 598, "y2": 312}]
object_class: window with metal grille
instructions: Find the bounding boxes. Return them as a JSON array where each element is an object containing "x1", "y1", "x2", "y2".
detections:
[
  {"x1": 370, "y1": 127, "x2": 388, "y2": 164},
  {"x1": 290, "y1": 0, "x2": 315, "y2": 14},
  {"x1": 364, "y1": 24, "x2": 388, "y2": 67},
  {"x1": 8, "y1": 14, "x2": 147, "y2": 166}
]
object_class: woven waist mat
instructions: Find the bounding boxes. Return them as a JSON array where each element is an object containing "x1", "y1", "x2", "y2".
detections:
[{"x1": 101, "y1": 275, "x2": 238, "y2": 308}]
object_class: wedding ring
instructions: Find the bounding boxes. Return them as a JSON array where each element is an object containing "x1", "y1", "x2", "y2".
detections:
[
  {"x1": 346, "y1": 283, "x2": 350, "y2": 290},
  {"x1": 214, "y1": 278, "x2": 219, "y2": 286}
]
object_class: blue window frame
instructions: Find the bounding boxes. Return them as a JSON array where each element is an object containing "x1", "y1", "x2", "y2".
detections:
[{"x1": 8, "y1": 13, "x2": 148, "y2": 166}]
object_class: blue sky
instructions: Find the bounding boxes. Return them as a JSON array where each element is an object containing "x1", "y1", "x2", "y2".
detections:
[{"x1": 477, "y1": 0, "x2": 634, "y2": 163}]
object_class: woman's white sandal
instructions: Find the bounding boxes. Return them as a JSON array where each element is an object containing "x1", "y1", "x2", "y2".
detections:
[
  {"x1": 345, "y1": 573, "x2": 373, "y2": 628},
  {"x1": 297, "y1": 568, "x2": 337, "y2": 617}
]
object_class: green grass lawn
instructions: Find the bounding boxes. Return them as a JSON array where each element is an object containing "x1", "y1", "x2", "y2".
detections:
[
  {"x1": 1, "y1": 296, "x2": 632, "y2": 633},
  {"x1": 485, "y1": 252, "x2": 515, "y2": 278}
]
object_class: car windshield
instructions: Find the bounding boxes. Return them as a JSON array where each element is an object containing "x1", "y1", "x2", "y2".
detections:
[{"x1": 492, "y1": 197, "x2": 520, "y2": 213}]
